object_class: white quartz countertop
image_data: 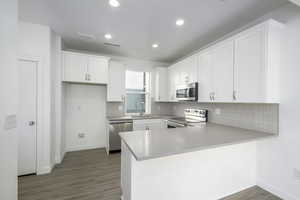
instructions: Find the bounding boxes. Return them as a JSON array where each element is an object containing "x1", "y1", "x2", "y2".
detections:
[{"x1": 119, "y1": 123, "x2": 276, "y2": 161}]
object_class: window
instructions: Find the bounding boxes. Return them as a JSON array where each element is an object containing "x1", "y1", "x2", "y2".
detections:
[{"x1": 125, "y1": 70, "x2": 151, "y2": 114}]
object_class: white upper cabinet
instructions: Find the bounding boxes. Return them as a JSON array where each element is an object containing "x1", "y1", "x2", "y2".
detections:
[
  {"x1": 63, "y1": 52, "x2": 87, "y2": 83},
  {"x1": 174, "y1": 55, "x2": 198, "y2": 86},
  {"x1": 180, "y1": 55, "x2": 198, "y2": 84},
  {"x1": 198, "y1": 49, "x2": 213, "y2": 102},
  {"x1": 211, "y1": 40, "x2": 234, "y2": 102},
  {"x1": 167, "y1": 64, "x2": 179, "y2": 102},
  {"x1": 198, "y1": 40, "x2": 234, "y2": 102},
  {"x1": 197, "y1": 19, "x2": 282, "y2": 103},
  {"x1": 234, "y1": 20, "x2": 282, "y2": 103},
  {"x1": 88, "y1": 56, "x2": 109, "y2": 84},
  {"x1": 62, "y1": 51, "x2": 110, "y2": 84},
  {"x1": 107, "y1": 61, "x2": 126, "y2": 102},
  {"x1": 167, "y1": 55, "x2": 198, "y2": 102},
  {"x1": 155, "y1": 67, "x2": 169, "y2": 102}
]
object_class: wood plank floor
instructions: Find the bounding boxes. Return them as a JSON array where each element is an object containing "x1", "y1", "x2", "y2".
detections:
[{"x1": 19, "y1": 148, "x2": 282, "y2": 200}]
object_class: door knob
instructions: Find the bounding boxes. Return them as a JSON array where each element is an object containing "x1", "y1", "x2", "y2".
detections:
[{"x1": 29, "y1": 121, "x2": 35, "y2": 126}]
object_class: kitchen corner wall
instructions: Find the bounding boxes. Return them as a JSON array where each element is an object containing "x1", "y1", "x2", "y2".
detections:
[{"x1": 171, "y1": 102, "x2": 279, "y2": 134}]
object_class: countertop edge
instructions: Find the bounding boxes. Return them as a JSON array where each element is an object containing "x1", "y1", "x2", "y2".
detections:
[
  {"x1": 120, "y1": 124, "x2": 277, "y2": 161},
  {"x1": 130, "y1": 134, "x2": 275, "y2": 161}
]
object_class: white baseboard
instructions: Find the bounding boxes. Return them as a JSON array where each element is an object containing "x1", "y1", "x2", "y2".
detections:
[
  {"x1": 257, "y1": 180, "x2": 298, "y2": 200},
  {"x1": 55, "y1": 151, "x2": 66, "y2": 164},
  {"x1": 66, "y1": 144, "x2": 105, "y2": 152},
  {"x1": 37, "y1": 165, "x2": 52, "y2": 175}
]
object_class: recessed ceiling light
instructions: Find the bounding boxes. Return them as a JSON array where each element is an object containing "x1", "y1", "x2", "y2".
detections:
[
  {"x1": 104, "y1": 34, "x2": 112, "y2": 40},
  {"x1": 176, "y1": 19, "x2": 185, "y2": 26},
  {"x1": 152, "y1": 44, "x2": 159, "y2": 48},
  {"x1": 109, "y1": 0, "x2": 120, "y2": 7}
]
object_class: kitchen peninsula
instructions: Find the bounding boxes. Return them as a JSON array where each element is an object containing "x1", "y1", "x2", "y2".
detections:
[{"x1": 120, "y1": 123, "x2": 276, "y2": 200}]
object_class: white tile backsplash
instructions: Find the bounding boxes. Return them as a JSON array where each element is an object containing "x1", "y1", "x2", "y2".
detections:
[
  {"x1": 171, "y1": 102, "x2": 279, "y2": 134},
  {"x1": 107, "y1": 100, "x2": 278, "y2": 134},
  {"x1": 107, "y1": 100, "x2": 174, "y2": 117}
]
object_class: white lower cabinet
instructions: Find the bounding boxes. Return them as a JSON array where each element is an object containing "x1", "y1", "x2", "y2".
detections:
[{"x1": 133, "y1": 119, "x2": 167, "y2": 131}]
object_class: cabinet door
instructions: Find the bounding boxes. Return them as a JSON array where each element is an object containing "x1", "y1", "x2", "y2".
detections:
[
  {"x1": 211, "y1": 41, "x2": 234, "y2": 102},
  {"x1": 182, "y1": 56, "x2": 198, "y2": 83},
  {"x1": 107, "y1": 61, "x2": 126, "y2": 102},
  {"x1": 198, "y1": 50, "x2": 213, "y2": 102},
  {"x1": 133, "y1": 123, "x2": 147, "y2": 131},
  {"x1": 148, "y1": 122, "x2": 163, "y2": 131},
  {"x1": 63, "y1": 52, "x2": 87, "y2": 82},
  {"x1": 88, "y1": 56, "x2": 109, "y2": 84},
  {"x1": 234, "y1": 27, "x2": 265, "y2": 102},
  {"x1": 133, "y1": 119, "x2": 164, "y2": 131},
  {"x1": 155, "y1": 67, "x2": 168, "y2": 102},
  {"x1": 168, "y1": 66, "x2": 177, "y2": 102}
]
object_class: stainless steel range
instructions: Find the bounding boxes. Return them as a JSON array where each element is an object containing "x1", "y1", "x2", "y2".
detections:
[{"x1": 167, "y1": 109, "x2": 208, "y2": 128}]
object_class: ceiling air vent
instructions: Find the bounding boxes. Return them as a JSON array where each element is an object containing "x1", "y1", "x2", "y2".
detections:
[
  {"x1": 104, "y1": 42, "x2": 121, "y2": 47},
  {"x1": 77, "y1": 32, "x2": 96, "y2": 40}
]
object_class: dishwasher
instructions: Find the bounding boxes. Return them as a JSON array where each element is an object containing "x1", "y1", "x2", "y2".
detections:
[{"x1": 108, "y1": 119, "x2": 133, "y2": 153}]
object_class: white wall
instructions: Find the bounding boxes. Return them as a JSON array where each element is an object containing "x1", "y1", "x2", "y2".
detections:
[
  {"x1": 65, "y1": 84, "x2": 107, "y2": 151},
  {"x1": 289, "y1": 0, "x2": 300, "y2": 7},
  {"x1": 255, "y1": 4, "x2": 300, "y2": 200},
  {"x1": 0, "y1": 0, "x2": 18, "y2": 199},
  {"x1": 50, "y1": 30, "x2": 64, "y2": 165},
  {"x1": 18, "y1": 22, "x2": 63, "y2": 173}
]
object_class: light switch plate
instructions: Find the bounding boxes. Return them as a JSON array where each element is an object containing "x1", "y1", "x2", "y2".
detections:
[{"x1": 4, "y1": 115, "x2": 17, "y2": 130}]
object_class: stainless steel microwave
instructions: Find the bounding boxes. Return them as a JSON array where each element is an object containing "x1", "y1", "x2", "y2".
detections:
[{"x1": 176, "y1": 82, "x2": 198, "y2": 101}]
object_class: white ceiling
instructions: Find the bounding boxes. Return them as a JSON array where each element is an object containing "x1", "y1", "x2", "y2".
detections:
[{"x1": 19, "y1": 0, "x2": 288, "y2": 63}]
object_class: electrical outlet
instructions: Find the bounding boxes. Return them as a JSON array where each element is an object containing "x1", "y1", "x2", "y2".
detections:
[
  {"x1": 78, "y1": 133, "x2": 85, "y2": 138},
  {"x1": 215, "y1": 108, "x2": 221, "y2": 115},
  {"x1": 294, "y1": 168, "x2": 300, "y2": 180}
]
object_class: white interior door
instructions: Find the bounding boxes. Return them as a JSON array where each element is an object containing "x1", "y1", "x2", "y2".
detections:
[{"x1": 18, "y1": 59, "x2": 37, "y2": 176}]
